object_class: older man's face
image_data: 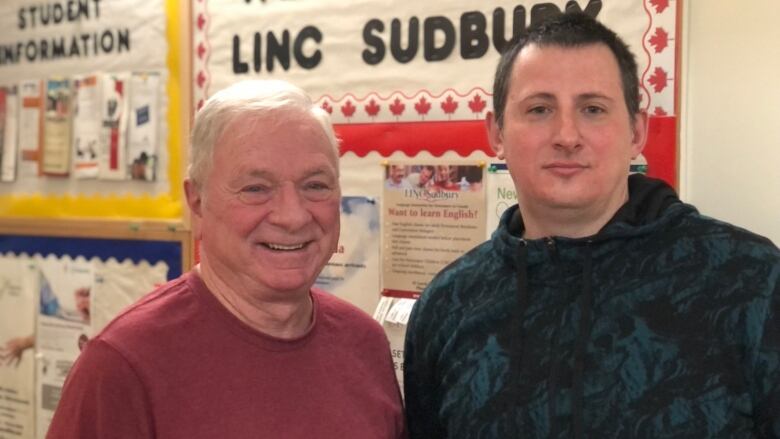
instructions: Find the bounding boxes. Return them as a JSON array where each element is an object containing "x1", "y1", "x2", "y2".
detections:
[{"x1": 189, "y1": 113, "x2": 340, "y2": 298}]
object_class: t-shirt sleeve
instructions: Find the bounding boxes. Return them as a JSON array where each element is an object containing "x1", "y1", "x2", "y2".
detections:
[{"x1": 46, "y1": 339, "x2": 155, "y2": 439}]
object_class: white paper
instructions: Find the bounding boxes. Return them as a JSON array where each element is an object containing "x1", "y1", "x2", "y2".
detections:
[
  {"x1": 0, "y1": 254, "x2": 36, "y2": 439},
  {"x1": 127, "y1": 72, "x2": 160, "y2": 181},
  {"x1": 91, "y1": 259, "x2": 168, "y2": 333},
  {"x1": 385, "y1": 298, "x2": 416, "y2": 325},
  {"x1": 17, "y1": 80, "x2": 43, "y2": 178},
  {"x1": 35, "y1": 256, "x2": 94, "y2": 438},
  {"x1": 315, "y1": 196, "x2": 381, "y2": 314},
  {"x1": 42, "y1": 78, "x2": 73, "y2": 176},
  {"x1": 485, "y1": 163, "x2": 517, "y2": 238},
  {"x1": 71, "y1": 74, "x2": 103, "y2": 179},
  {"x1": 1, "y1": 86, "x2": 19, "y2": 182},
  {"x1": 98, "y1": 73, "x2": 129, "y2": 180}
]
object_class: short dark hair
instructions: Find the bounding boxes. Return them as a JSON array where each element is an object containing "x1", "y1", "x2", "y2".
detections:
[{"x1": 492, "y1": 12, "x2": 640, "y2": 129}]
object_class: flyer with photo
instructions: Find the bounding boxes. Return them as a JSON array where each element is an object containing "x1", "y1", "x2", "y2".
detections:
[
  {"x1": 381, "y1": 163, "x2": 486, "y2": 294},
  {"x1": 0, "y1": 255, "x2": 36, "y2": 439}
]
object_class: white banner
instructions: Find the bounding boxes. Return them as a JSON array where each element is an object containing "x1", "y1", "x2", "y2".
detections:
[{"x1": 195, "y1": 0, "x2": 677, "y2": 116}]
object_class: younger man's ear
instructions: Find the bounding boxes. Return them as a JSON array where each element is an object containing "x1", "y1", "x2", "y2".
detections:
[
  {"x1": 630, "y1": 110, "x2": 649, "y2": 159},
  {"x1": 486, "y1": 111, "x2": 505, "y2": 160}
]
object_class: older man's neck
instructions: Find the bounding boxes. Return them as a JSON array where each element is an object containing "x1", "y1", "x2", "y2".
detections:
[{"x1": 195, "y1": 263, "x2": 314, "y2": 339}]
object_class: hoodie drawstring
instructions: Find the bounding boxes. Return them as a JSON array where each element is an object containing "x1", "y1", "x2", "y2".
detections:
[{"x1": 572, "y1": 243, "x2": 593, "y2": 439}]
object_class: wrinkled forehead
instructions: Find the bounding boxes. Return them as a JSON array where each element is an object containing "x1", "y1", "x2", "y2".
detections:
[{"x1": 221, "y1": 111, "x2": 338, "y2": 161}]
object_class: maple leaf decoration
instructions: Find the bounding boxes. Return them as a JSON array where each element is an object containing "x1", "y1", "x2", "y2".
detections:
[
  {"x1": 415, "y1": 97, "x2": 431, "y2": 117},
  {"x1": 197, "y1": 99, "x2": 204, "y2": 110},
  {"x1": 365, "y1": 99, "x2": 380, "y2": 117},
  {"x1": 197, "y1": 14, "x2": 206, "y2": 30},
  {"x1": 196, "y1": 71, "x2": 206, "y2": 88},
  {"x1": 648, "y1": 27, "x2": 669, "y2": 53},
  {"x1": 197, "y1": 42, "x2": 206, "y2": 60},
  {"x1": 441, "y1": 95, "x2": 458, "y2": 115},
  {"x1": 340, "y1": 101, "x2": 355, "y2": 118},
  {"x1": 468, "y1": 94, "x2": 486, "y2": 115},
  {"x1": 321, "y1": 101, "x2": 332, "y2": 114},
  {"x1": 649, "y1": 0, "x2": 670, "y2": 14},
  {"x1": 647, "y1": 67, "x2": 669, "y2": 93},
  {"x1": 654, "y1": 106, "x2": 667, "y2": 116},
  {"x1": 389, "y1": 98, "x2": 405, "y2": 117}
]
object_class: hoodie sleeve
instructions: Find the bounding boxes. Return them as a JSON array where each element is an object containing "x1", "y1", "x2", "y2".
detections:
[{"x1": 753, "y1": 269, "x2": 780, "y2": 438}]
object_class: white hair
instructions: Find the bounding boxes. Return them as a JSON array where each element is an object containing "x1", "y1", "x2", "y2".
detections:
[{"x1": 188, "y1": 79, "x2": 339, "y2": 187}]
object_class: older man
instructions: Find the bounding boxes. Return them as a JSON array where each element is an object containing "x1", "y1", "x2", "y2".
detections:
[
  {"x1": 404, "y1": 12, "x2": 779, "y2": 438},
  {"x1": 47, "y1": 80, "x2": 406, "y2": 438}
]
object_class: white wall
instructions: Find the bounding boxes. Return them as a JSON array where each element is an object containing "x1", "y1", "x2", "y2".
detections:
[{"x1": 681, "y1": 0, "x2": 780, "y2": 245}]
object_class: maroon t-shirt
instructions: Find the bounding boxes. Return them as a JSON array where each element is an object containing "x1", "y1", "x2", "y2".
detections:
[{"x1": 47, "y1": 272, "x2": 406, "y2": 438}]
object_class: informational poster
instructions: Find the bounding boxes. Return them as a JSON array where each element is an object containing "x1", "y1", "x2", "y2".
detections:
[
  {"x1": 17, "y1": 80, "x2": 43, "y2": 179},
  {"x1": 485, "y1": 163, "x2": 517, "y2": 238},
  {"x1": 315, "y1": 196, "x2": 381, "y2": 314},
  {"x1": 71, "y1": 75, "x2": 102, "y2": 180},
  {"x1": 41, "y1": 78, "x2": 72, "y2": 176},
  {"x1": 34, "y1": 255, "x2": 92, "y2": 438},
  {"x1": 382, "y1": 163, "x2": 486, "y2": 294},
  {"x1": 0, "y1": 255, "x2": 36, "y2": 439},
  {"x1": 127, "y1": 72, "x2": 161, "y2": 182},
  {"x1": 28, "y1": 253, "x2": 169, "y2": 439},
  {"x1": 98, "y1": 74, "x2": 129, "y2": 180},
  {"x1": 1, "y1": 85, "x2": 19, "y2": 183}
]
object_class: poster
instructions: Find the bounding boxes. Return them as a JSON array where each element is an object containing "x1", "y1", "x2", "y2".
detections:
[
  {"x1": 1, "y1": 86, "x2": 19, "y2": 183},
  {"x1": 382, "y1": 163, "x2": 486, "y2": 294},
  {"x1": 315, "y1": 196, "x2": 381, "y2": 314},
  {"x1": 98, "y1": 74, "x2": 129, "y2": 180},
  {"x1": 34, "y1": 255, "x2": 93, "y2": 438},
  {"x1": 127, "y1": 72, "x2": 161, "y2": 181},
  {"x1": 71, "y1": 74, "x2": 102, "y2": 179},
  {"x1": 17, "y1": 80, "x2": 42, "y2": 179},
  {"x1": 41, "y1": 78, "x2": 72, "y2": 176},
  {"x1": 0, "y1": 255, "x2": 36, "y2": 439},
  {"x1": 31, "y1": 254, "x2": 169, "y2": 438}
]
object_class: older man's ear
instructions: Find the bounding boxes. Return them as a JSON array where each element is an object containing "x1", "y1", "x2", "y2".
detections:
[{"x1": 184, "y1": 179, "x2": 203, "y2": 240}]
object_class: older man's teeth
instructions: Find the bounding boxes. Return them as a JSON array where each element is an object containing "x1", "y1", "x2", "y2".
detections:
[{"x1": 266, "y1": 243, "x2": 304, "y2": 251}]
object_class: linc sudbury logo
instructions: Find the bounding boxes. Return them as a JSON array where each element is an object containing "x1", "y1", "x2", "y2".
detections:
[{"x1": 403, "y1": 188, "x2": 458, "y2": 202}]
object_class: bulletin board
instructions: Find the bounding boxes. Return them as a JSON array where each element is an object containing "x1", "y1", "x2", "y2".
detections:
[
  {"x1": 0, "y1": 218, "x2": 190, "y2": 275},
  {"x1": 0, "y1": 0, "x2": 190, "y2": 220},
  {"x1": 192, "y1": 0, "x2": 682, "y2": 314}
]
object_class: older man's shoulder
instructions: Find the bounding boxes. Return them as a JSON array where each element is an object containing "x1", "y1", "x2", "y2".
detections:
[
  {"x1": 312, "y1": 289, "x2": 386, "y2": 337},
  {"x1": 92, "y1": 272, "x2": 201, "y2": 348}
]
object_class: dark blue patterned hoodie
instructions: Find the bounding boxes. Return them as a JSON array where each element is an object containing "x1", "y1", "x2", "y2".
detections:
[{"x1": 404, "y1": 174, "x2": 780, "y2": 438}]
